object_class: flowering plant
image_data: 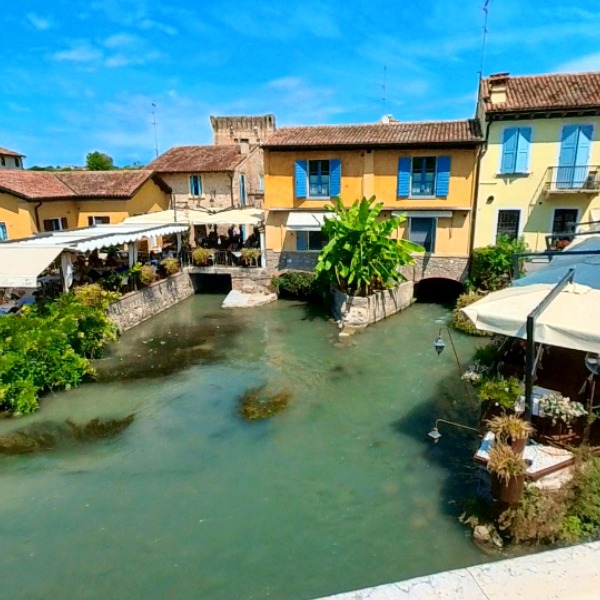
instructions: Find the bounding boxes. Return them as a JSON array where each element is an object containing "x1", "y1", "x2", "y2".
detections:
[
  {"x1": 461, "y1": 361, "x2": 488, "y2": 385},
  {"x1": 477, "y1": 376, "x2": 523, "y2": 409},
  {"x1": 538, "y1": 393, "x2": 587, "y2": 425}
]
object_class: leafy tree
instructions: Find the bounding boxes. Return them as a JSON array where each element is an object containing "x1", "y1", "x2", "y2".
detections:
[
  {"x1": 315, "y1": 196, "x2": 424, "y2": 297},
  {"x1": 86, "y1": 151, "x2": 114, "y2": 171}
]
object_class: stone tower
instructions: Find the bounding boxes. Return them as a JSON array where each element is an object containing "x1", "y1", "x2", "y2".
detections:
[{"x1": 210, "y1": 115, "x2": 276, "y2": 146}]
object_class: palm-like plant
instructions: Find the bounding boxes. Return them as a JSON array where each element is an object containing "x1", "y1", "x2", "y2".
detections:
[{"x1": 315, "y1": 196, "x2": 424, "y2": 296}]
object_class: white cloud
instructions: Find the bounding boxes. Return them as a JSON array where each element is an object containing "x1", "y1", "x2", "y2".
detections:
[
  {"x1": 104, "y1": 33, "x2": 142, "y2": 48},
  {"x1": 26, "y1": 12, "x2": 53, "y2": 31},
  {"x1": 104, "y1": 50, "x2": 162, "y2": 68},
  {"x1": 52, "y1": 41, "x2": 103, "y2": 63},
  {"x1": 139, "y1": 19, "x2": 177, "y2": 36},
  {"x1": 555, "y1": 52, "x2": 600, "y2": 74}
]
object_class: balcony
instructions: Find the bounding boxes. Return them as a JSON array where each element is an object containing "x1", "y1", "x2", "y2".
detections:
[{"x1": 544, "y1": 165, "x2": 600, "y2": 195}]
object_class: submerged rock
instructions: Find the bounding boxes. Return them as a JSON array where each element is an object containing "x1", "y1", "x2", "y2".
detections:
[
  {"x1": 0, "y1": 415, "x2": 135, "y2": 455},
  {"x1": 239, "y1": 385, "x2": 291, "y2": 421}
]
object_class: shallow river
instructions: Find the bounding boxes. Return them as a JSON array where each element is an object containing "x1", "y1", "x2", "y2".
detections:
[{"x1": 0, "y1": 295, "x2": 496, "y2": 599}]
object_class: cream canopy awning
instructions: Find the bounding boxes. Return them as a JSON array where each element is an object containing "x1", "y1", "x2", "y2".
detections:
[
  {"x1": 0, "y1": 246, "x2": 65, "y2": 287},
  {"x1": 191, "y1": 208, "x2": 264, "y2": 226},
  {"x1": 286, "y1": 211, "x2": 329, "y2": 231},
  {"x1": 8, "y1": 223, "x2": 189, "y2": 253},
  {"x1": 461, "y1": 235, "x2": 600, "y2": 353},
  {"x1": 122, "y1": 209, "x2": 208, "y2": 225}
]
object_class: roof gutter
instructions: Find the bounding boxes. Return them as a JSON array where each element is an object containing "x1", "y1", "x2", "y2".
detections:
[{"x1": 33, "y1": 201, "x2": 43, "y2": 233}]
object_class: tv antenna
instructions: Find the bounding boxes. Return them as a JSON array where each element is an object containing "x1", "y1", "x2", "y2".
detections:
[
  {"x1": 479, "y1": 0, "x2": 491, "y2": 80},
  {"x1": 151, "y1": 103, "x2": 159, "y2": 158}
]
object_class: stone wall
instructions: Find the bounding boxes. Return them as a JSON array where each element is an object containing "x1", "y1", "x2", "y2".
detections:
[
  {"x1": 266, "y1": 250, "x2": 319, "y2": 272},
  {"x1": 187, "y1": 266, "x2": 274, "y2": 294},
  {"x1": 267, "y1": 251, "x2": 469, "y2": 283},
  {"x1": 331, "y1": 282, "x2": 414, "y2": 329},
  {"x1": 400, "y1": 255, "x2": 469, "y2": 283},
  {"x1": 107, "y1": 272, "x2": 194, "y2": 332}
]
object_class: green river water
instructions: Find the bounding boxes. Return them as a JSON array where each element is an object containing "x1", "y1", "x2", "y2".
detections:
[{"x1": 0, "y1": 295, "x2": 497, "y2": 599}]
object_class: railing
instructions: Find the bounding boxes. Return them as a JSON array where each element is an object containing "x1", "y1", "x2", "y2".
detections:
[
  {"x1": 187, "y1": 249, "x2": 262, "y2": 268},
  {"x1": 544, "y1": 165, "x2": 600, "y2": 193}
]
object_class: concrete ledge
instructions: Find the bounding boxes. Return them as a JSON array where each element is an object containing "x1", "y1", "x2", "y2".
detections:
[
  {"x1": 107, "y1": 272, "x2": 194, "y2": 331},
  {"x1": 316, "y1": 541, "x2": 600, "y2": 599},
  {"x1": 331, "y1": 282, "x2": 413, "y2": 329}
]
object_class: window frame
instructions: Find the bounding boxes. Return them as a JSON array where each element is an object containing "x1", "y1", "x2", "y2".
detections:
[
  {"x1": 307, "y1": 159, "x2": 331, "y2": 199},
  {"x1": 189, "y1": 175, "x2": 202, "y2": 197},
  {"x1": 88, "y1": 216, "x2": 110, "y2": 226},
  {"x1": 408, "y1": 217, "x2": 437, "y2": 253},
  {"x1": 43, "y1": 217, "x2": 68, "y2": 232},
  {"x1": 410, "y1": 156, "x2": 438, "y2": 197},
  {"x1": 0, "y1": 222, "x2": 7, "y2": 241},
  {"x1": 296, "y1": 229, "x2": 328, "y2": 252},
  {"x1": 494, "y1": 208, "x2": 522, "y2": 243},
  {"x1": 550, "y1": 207, "x2": 580, "y2": 235},
  {"x1": 498, "y1": 126, "x2": 532, "y2": 175}
]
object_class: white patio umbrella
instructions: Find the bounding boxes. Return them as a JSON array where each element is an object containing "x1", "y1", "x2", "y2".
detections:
[
  {"x1": 190, "y1": 208, "x2": 263, "y2": 226},
  {"x1": 461, "y1": 235, "x2": 600, "y2": 353}
]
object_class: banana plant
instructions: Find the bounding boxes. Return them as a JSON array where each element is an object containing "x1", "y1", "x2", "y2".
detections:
[{"x1": 315, "y1": 196, "x2": 424, "y2": 296}]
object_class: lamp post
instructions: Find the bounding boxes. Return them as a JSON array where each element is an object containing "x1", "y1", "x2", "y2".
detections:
[
  {"x1": 433, "y1": 326, "x2": 472, "y2": 403},
  {"x1": 427, "y1": 418, "x2": 480, "y2": 444}
]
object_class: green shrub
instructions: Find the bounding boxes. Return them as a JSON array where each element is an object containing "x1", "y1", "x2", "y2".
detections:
[
  {"x1": 565, "y1": 457, "x2": 600, "y2": 537},
  {"x1": 191, "y1": 248, "x2": 213, "y2": 266},
  {"x1": 139, "y1": 265, "x2": 156, "y2": 286},
  {"x1": 470, "y1": 236, "x2": 528, "y2": 292},
  {"x1": 160, "y1": 257, "x2": 180, "y2": 275},
  {"x1": 473, "y1": 343, "x2": 498, "y2": 367},
  {"x1": 477, "y1": 376, "x2": 522, "y2": 409},
  {"x1": 452, "y1": 291, "x2": 490, "y2": 336},
  {"x1": 0, "y1": 292, "x2": 118, "y2": 415},
  {"x1": 74, "y1": 283, "x2": 120, "y2": 308},
  {"x1": 272, "y1": 271, "x2": 319, "y2": 299}
]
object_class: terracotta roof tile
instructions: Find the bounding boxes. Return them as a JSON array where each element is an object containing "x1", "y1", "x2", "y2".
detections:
[
  {"x1": 481, "y1": 72, "x2": 600, "y2": 114},
  {"x1": 0, "y1": 170, "x2": 166, "y2": 200},
  {"x1": 55, "y1": 170, "x2": 157, "y2": 197},
  {"x1": 0, "y1": 171, "x2": 74, "y2": 199},
  {"x1": 263, "y1": 120, "x2": 482, "y2": 148},
  {"x1": 0, "y1": 146, "x2": 24, "y2": 157},
  {"x1": 147, "y1": 145, "x2": 245, "y2": 173}
]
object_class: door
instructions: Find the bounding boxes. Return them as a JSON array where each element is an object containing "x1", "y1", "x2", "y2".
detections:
[
  {"x1": 409, "y1": 217, "x2": 436, "y2": 253},
  {"x1": 557, "y1": 125, "x2": 592, "y2": 188}
]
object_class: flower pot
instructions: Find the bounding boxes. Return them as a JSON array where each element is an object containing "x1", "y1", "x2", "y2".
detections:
[
  {"x1": 491, "y1": 473, "x2": 525, "y2": 505},
  {"x1": 509, "y1": 437, "x2": 527, "y2": 455}
]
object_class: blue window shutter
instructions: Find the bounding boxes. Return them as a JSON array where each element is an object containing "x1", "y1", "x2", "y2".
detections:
[
  {"x1": 295, "y1": 160, "x2": 308, "y2": 198},
  {"x1": 397, "y1": 157, "x2": 411, "y2": 197},
  {"x1": 515, "y1": 127, "x2": 531, "y2": 173},
  {"x1": 435, "y1": 156, "x2": 451, "y2": 197},
  {"x1": 576, "y1": 125, "x2": 593, "y2": 166},
  {"x1": 500, "y1": 128, "x2": 518, "y2": 173},
  {"x1": 559, "y1": 125, "x2": 578, "y2": 167},
  {"x1": 198, "y1": 176, "x2": 202, "y2": 195},
  {"x1": 296, "y1": 230, "x2": 308, "y2": 251},
  {"x1": 329, "y1": 159, "x2": 341, "y2": 197}
]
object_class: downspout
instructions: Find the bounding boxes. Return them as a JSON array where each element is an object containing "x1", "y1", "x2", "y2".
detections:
[
  {"x1": 33, "y1": 201, "x2": 43, "y2": 233},
  {"x1": 228, "y1": 172, "x2": 234, "y2": 208},
  {"x1": 467, "y1": 119, "x2": 492, "y2": 277}
]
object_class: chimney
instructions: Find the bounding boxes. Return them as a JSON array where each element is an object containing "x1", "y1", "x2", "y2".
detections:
[
  {"x1": 381, "y1": 114, "x2": 394, "y2": 124},
  {"x1": 239, "y1": 138, "x2": 250, "y2": 154},
  {"x1": 487, "y1": 72, "x2": 509, "y2": 104}
]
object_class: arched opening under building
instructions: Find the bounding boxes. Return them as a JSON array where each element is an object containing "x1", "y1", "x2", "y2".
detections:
[
  {"x1": 189, "y1": 273, "x2": 233, "y2": 294},
  {"x1": 414, "y1": 278, "x2": 464, "y2": 305}
]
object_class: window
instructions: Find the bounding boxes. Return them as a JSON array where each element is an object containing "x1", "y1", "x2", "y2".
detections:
[
  {"x1": 500, "y1": 127, "x2": 532, "y2": 174},
  {"x1": 14, "y1": 157, "x2": 20, "y2": 168},
  {"x1": 0, "y1": 157, "x2": 4, "y2": 166},
  {"x1": 411, "y1": 157, "x2": 437, "y2": 196},
  {"x1": 0, "y1": 222, "x2": 7, "y2": 241},
  {"x1": 189, "y1": 175, "x2": 202, "y2": 196},
  {"x1": 496, "y1": 209, "x2": 521, "y2": 242},
  {"x1": 239, "y1": 174, "x2": 246, "y2": 206},
  {"x1": 296, "y1": 230, "x2": 327, "y2": 251},
  {"x1": 43, "y1": 218, "x2": 68, "y2": 232},
  {"x1": 88, "y1": 216, "x2": 110, "y2": 226},
  {"x1": 295, "y1": 159, "x2": 341, "y2": 199},
  {"x1": 308, "y1": 160, "x2": 330, "y2": 197},
  {"x1": 398, "y1": 156, "x2": 450, "y2": 198},
  {"x1": 259, "y1": 176, "x2": 264, "y2": 192},
  {"x1": 408, "y1": 217, "x2": 436, "y2": 253},
  {"x1": 552, "y1": 209, "x2": 578, "y2": 234}
]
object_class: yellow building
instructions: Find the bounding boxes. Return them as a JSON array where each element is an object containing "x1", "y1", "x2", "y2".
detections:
[
  {"x1": 475, "y1": 72, "x2": 600, "y2": 251},
  {"x1": 263, "y1": 120, "x2": 482, "y2": 281},
  {"x1": 0, "y1": 170, "x2": 171, "y2": 240}
]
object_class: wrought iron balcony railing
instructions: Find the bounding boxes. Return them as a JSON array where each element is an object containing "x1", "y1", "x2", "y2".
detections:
[{"x1": 544, "y1": 165, "x2": 600, "y2": 193}]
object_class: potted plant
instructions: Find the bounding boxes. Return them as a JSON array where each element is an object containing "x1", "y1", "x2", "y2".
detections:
[
  {"x1": 487, "y1": 443, "x2": 527, "y2": 504},
  {"x1": 192, "y1": 248, "x2": 213, "y2": 266},
  {"x1": 160, "y1": 257, "x2": 180, "y2": 275},
  {"x1": 139, "y1": 264, "x2": 156, "y2": 286},
  {"x1": 538, "y1": 393, "x2": 587, "y2": 437},
  {"x1": 487, "y1": 414, "x2": 534, "y2": 454},
  {"x1": 241, "y1": 248, "x2": 261, "y2": 267},
  {"x1": 477, "y1": 376, "x2": 523, "y2": 419}
]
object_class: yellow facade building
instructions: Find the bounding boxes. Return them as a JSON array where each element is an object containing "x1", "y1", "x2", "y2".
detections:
[
  {"x1": 0, "y1": 170, "x2": 171, "y2": 241},
  {"x1": 475, "y1": 72, "x2": 600, "y2": 251},
  {"x1": 263, "y1": 120, "x2": 482, "y2": 281}
]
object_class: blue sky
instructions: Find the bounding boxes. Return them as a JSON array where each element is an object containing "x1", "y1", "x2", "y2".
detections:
[{"x1": 3, "y1": 1, "x2": 600, "y2": 166}]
